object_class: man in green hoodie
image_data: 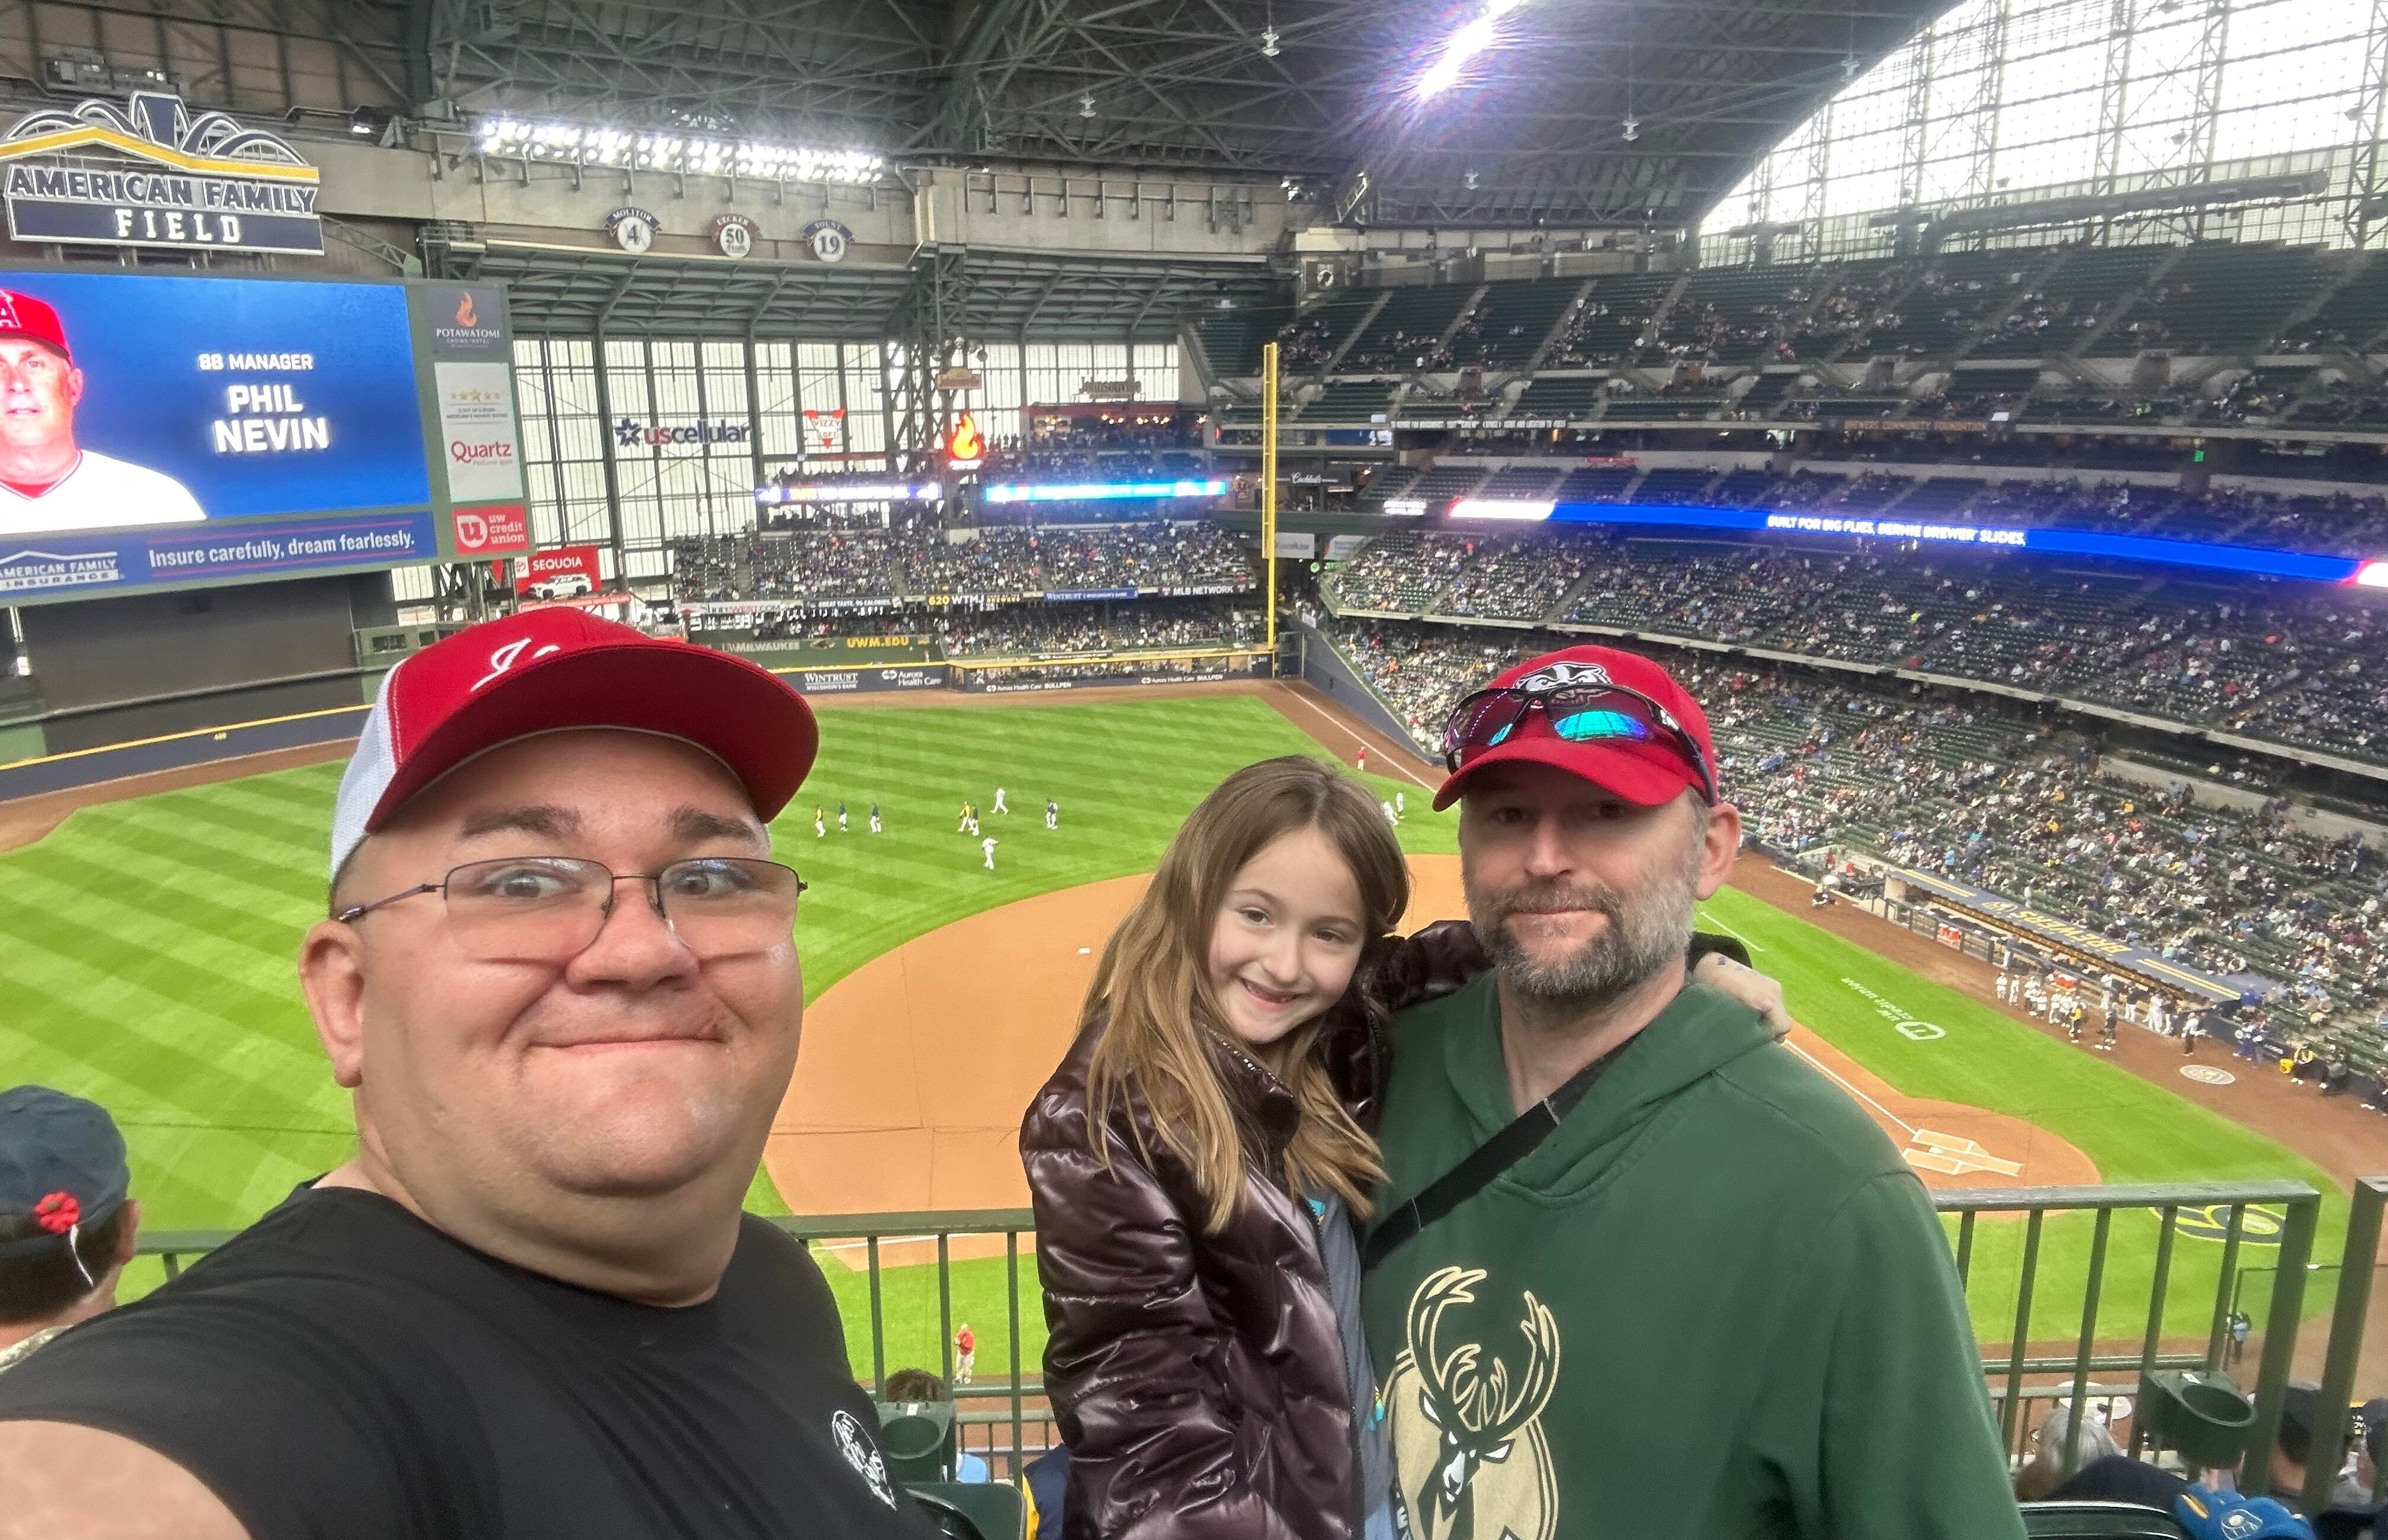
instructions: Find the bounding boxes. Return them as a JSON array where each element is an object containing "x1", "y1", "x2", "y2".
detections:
[{"x1": 1362, "y1": 644, "x2": 2023, "y2": 1540}]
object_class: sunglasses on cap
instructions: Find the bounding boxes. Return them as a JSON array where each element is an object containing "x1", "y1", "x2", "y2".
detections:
[{"x1": 1440, "y1": 681, "x2": 1718, "y2": 803}]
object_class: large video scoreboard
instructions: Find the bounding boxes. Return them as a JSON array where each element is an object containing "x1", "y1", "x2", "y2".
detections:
[{"x1": 0, "y1": 268, "x2": 528, "y2": 604}]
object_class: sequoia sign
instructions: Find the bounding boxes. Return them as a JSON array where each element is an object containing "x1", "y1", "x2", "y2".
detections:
[{"x1": 0, "y1": 91, "x2": 322, "y2": 256}]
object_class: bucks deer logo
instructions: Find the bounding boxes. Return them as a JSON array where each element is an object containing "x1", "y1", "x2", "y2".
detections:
[{"x1": 1384, "y1": 1266, "x2": 1561, "y2": 1540}]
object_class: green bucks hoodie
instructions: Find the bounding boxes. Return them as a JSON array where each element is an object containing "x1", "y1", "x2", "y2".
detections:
[{"x1": 1361, "y1": 976, "x2": 2024, "y2": 1540}]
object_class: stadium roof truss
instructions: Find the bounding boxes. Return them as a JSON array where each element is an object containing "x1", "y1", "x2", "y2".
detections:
[
  {"x1": 431, "y1": 232, "x2": 1281, "y2": 342},
  {"x1": 403, "y1": 0, "x2": 1954, "y2": 227}
]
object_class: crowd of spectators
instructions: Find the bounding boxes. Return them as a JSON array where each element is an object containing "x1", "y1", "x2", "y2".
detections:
[
  {"x1": 1341, "y1": 326, "x2": 1455, "y2": 374},
  {"x1": 934, "y1": 597, "x2": 1258, "y2": 656},
  {"x1": 1323, "y1": 616, "x2": 2388, "y2": 1047},
  {"x1": 669, "y1": 522, "x2": 1254, "y2": 605},
  {"x1": 1319, "y1": 527, "x2": 2388, "y2": 767},
  {"x1": 1545, "y1": 290, "x2": 1667, "y2": 370}
]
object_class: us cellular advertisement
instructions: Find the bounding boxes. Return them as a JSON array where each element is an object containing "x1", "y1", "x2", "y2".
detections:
[{"x1": 0, "y1": 270, "x2": 517, "y2": 601}]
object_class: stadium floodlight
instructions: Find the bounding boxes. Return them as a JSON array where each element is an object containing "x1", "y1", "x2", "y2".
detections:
[
  {"x1": 1416, "y1": 0, "x2": 1530, "y2": 99},
  {"x1": 471, "y1": 115, "x2": 884, "y2": 185},
  {"x1": 2357, "y1": 559, "x2": 2388, "y2": 588},
  {"x1": 1262, "y1": 26, "x2": 1280, "y2": 56},
  {"x1": 1452, "y1": 498, "x2": 1555, "y2": 520}
]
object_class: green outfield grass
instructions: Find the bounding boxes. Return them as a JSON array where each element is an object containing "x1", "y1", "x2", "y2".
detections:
[{"x1": 0, "y1": 691, "x2": 2342, "y2": 1382}]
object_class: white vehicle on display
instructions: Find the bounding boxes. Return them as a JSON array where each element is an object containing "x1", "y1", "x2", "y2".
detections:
[{"x1": 527, "y1": 572, "x2": 595, "y2": 601}]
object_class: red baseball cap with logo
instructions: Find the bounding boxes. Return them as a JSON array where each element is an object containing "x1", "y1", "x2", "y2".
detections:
[
  {"x1": 329, "y1": 609, "x2": 817, "y2": 877},
  {"x1": 0, "y1": 290, "x2": 72, "y2": 361},
  {"x1": 1433, "y1": 643, "x2": 1718, "y2": 811}
]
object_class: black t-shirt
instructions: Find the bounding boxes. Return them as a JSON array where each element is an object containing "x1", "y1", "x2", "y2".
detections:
[{"x1": 0, "y1": 1185, "x2": 942, "y2": 1539}]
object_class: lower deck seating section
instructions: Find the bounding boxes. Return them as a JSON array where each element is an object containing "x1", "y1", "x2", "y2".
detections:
[
  {"x1": 1321, "y1": 530, "x2": 1472, "y2": 611},
  {"x1": 1321, "y1": 525, "x2": 2388, "y2": 767},
  {"x1": 668, "y1": 522, "x2": 1253, "y2": 605},
  {"x1": 1325, "y1": 616, "x2": 2388, "y2": 1050}
]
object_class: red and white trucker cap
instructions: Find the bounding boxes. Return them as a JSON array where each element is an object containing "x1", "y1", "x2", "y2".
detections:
[{"x1": 329, "y1": 609, "x2": 817, "y2": 877}]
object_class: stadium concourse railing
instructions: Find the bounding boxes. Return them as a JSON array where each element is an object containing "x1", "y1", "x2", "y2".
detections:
[{"x1": 140, "y1": 1181, "x2": 2360, "y2": 1487}]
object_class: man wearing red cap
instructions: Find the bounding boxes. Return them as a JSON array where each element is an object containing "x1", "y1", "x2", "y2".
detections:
[
  {"x1": 1360, "y1": 645, "x2": 2020, "y2": 1540},
  {"x1": 0, "y1": 289, "x2": 206, "y2": 535},
  {"x1": 0, "y1": 611, "x2": 937, "y2": 1538}
]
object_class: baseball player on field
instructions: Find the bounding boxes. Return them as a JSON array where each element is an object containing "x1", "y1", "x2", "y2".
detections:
[
  {"x1": 869, "y1": 801, "x2": 882, "y2": 835},
  {"x1": 981, "y1": 836, "x2": 997, "y2": 871},
  {"x1": 993, "y1": 787, "x2": 1009, "y2": 815},
  {"x1": 957, "y1": 800, "x2": 971, "y2": 834},
  {"x1": 1044, "y1": 797, "x2": 1058, "y2": 831},
  {"x1": 813, "y1": 807, "x2": 826, "y2": 839},
  {"x1": 837, "y1": 801, "x2": 848, "y2": 833}
]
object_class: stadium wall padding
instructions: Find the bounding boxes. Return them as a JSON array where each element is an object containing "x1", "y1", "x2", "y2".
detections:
[
  {"x1": 23, "y1": 573, "x2": 392, "y2": 719},
  {"x1": 1291, "y1": 622, "x2": 1423, "y2": 749},
  {"x1": 35, "y1": 674, "x2": 370, "y2": 757}
]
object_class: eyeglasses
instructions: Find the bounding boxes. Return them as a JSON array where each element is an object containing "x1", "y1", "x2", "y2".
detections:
[
  {"x1": 1440, "y1": 682, "x2": 1718, "y2": 803},
  {"x1": 336, "y1": 856, "x2": 807, "y2": 963}
]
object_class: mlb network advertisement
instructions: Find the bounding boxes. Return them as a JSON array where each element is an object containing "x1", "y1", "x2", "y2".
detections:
[{"x1": 0, "y1": 270, "x2": 524, "y2": 600}]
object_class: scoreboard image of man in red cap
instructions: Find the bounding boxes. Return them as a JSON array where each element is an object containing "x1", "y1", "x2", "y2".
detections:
[{"x1": 0, "y1": 288, "x2": 206, "y2": 537}]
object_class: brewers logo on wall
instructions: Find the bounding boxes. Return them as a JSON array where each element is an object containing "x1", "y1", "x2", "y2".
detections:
[
  {"x1": 803, "y1": 218, "x2": 853, "y2": 263},
  {"x1": 1384, "y1": 1267, "x2": 1561, "y2": 1540},
  {"x1": 0, "y1": 90, "x2": 321, "y2": 255},
  {"x1": 707, "y1": 213, "x2": 761, "y2": 259},
  {"x1": 606, "y1": 206, "x2": 659, "y2": 254}
]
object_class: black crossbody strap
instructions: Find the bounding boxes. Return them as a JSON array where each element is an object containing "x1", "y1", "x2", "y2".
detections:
[{"x1": 1360, "y1": 1053, "x2": 1608, "y2": 1273}]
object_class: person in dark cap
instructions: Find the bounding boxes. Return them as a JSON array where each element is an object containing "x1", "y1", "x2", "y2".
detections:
[
  {"x1": 0, "y1": 611, "x2": 937, "y2": 1539},
  {"x1": 0, "y1": 1087, "x2": 137, "y2": 1374}
]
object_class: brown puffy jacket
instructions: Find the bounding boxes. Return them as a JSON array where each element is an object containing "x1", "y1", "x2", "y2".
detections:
[{"x1": 1020, "y1": 922, "x2": 1745, "y2": 1539}]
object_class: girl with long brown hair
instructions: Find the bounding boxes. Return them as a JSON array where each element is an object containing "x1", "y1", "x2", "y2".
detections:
[{"x1": 1022, "y1": 754, "x2": 1410, "y2": 1540}]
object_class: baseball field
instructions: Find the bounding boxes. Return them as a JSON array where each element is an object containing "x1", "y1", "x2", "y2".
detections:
[{"x1": 0, "y1": 687, "x2": 2347, "y2": 1388}]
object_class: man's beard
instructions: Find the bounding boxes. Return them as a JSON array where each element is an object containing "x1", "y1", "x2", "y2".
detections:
[{"x1": 1466, "y1": 839, "x2": 1704, "y2": 1012}]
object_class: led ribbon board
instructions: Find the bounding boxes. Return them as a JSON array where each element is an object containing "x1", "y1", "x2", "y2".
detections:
[
  {"x1": 1522, "y1": 501, "x2": 2380, "y2": 585},
  {"x1": 982, "y1": 479, "x2": 1227, "y2": 503}
]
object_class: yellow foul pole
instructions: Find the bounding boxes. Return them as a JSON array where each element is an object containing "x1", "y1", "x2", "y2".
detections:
[{"x1": 1262, "y1": 340, "x2": 1280, "y2": 667}]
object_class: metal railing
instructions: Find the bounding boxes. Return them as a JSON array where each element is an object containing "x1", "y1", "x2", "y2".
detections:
[
  {"x1": 2297, "y1": 1176, "x2": 2388, "y2": 1515},
  {"x1": 145, "y1": 1181, "x2": 2363, "y2": 1491},
  {"x1": 1936, "y1": 1180, "x2": 2325, "y2": 1490}
]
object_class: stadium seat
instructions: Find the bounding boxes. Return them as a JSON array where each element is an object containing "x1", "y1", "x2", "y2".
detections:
[
  {"x1": 909, "y1": 1481, "x2": 1026, "y2": 1540},
  {"x1": 2021, "y1": 1502, "x2": 2188, "y2": 1538}
]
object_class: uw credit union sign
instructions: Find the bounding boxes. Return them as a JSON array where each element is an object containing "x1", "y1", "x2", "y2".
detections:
[{"x1": 0, "y1": 90, "x2": 322, "y2": 256}]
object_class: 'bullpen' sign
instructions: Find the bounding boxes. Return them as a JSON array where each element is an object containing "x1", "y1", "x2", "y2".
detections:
[{"x1": 0, "y1": 90, "x2": 322, "y2": 255}]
